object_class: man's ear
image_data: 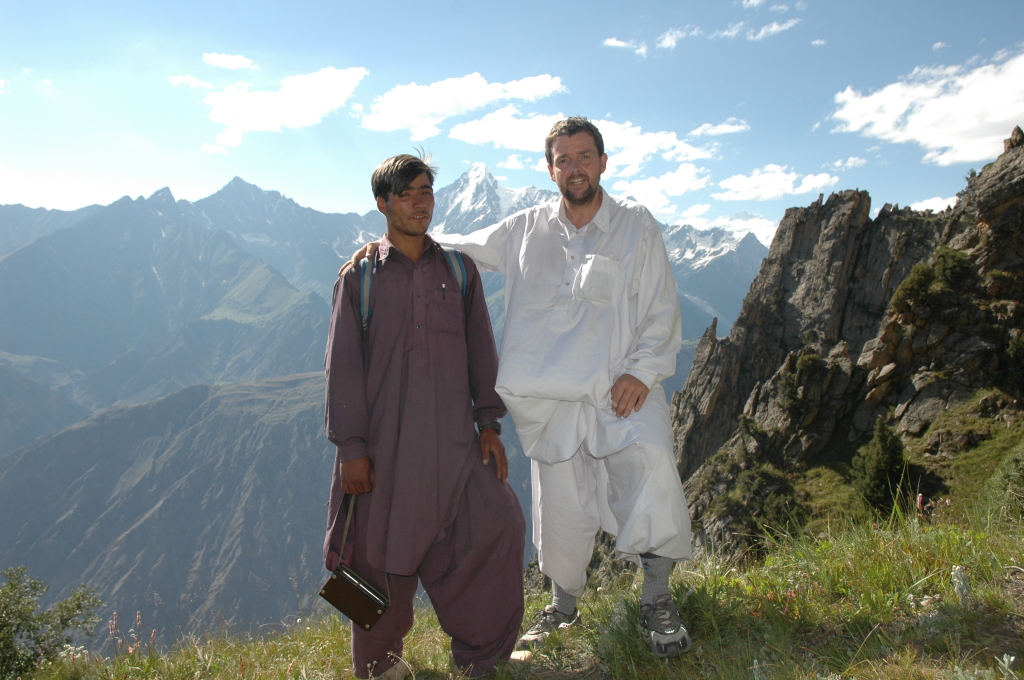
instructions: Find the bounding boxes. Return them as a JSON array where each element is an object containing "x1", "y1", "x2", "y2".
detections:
[
  {"x1": 548, "y1": 164, "x2": 555, "y2": 182},
  {"x1": 599, "y1": 153, "x2": 608, "y2": 176},
  {"x1": 376, "y1": 195, "x2": 388, "y2": 216}
]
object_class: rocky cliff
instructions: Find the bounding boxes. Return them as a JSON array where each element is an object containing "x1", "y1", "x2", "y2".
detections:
[{"x1": 673, "y1": 126, "x2": 1024, "y2": 553}]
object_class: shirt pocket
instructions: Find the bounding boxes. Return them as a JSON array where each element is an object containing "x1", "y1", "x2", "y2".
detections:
[
  {"x1": 432, "y1": 288, "x2": 464, "y2": 336},
  {"x1": 573, "y1": 254, "x2": 623, "y2": 305}
]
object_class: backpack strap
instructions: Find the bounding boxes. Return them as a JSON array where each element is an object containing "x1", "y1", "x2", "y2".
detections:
[
  {"x1": 359, "y1": 254, "x2": 375, "y2": 339},
  {"x1": 359, "y1": 246, "x2": 465, "y2": 341},
  {"x1": 441, "y1": 247, "x2": 467, "y2": 297}
]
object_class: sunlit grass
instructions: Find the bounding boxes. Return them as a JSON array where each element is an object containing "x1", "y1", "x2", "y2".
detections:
[{"x1": 29, "y1": 503, "x2": 1023, "y2": 680}]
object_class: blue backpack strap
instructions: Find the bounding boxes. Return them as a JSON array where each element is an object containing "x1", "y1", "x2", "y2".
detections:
[
  {"x1": 359, "y1": 254, "x2": 375, "y2": 338},
  {"x1": 441, "y1": 247, "x2": 467, "y2": 297}
]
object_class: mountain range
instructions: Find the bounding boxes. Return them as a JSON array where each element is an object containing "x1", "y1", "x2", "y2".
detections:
[{"x1": 0, "y1": 165, "x2": 765, "y2": 643}]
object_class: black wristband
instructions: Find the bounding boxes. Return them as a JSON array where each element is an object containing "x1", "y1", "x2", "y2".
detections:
[{"x1": 479, "y1": 421, "x2": 502, "y2": 436}]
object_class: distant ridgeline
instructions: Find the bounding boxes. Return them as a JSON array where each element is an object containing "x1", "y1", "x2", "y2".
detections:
[
  {"x1": 673, "y1": 126, "x2": 1024, "y2": 556},
  {"x1": 0, "y1": 163, "x2": 766, "y2": 645}
]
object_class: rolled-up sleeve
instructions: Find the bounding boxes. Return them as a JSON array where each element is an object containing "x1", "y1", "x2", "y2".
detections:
[
  {"x1": 461, "y1": 256, "x2": 507, "y2": 427},
  {"x1": 623, "y1": 215, "x2": 683, "y2": 388},
  {"x1": 324, "y1": 266, "x2": 370, "y2": 462}
]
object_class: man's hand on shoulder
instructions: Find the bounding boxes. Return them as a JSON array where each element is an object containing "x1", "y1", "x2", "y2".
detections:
[
  {"x1": 340, "y1": 456, "x2": 375, "y2": 495},
  {"x1": 339, "y1": 242, "x2": 380, "y2": 276},
  {"x1": 479, "y1": 428, "x2": 508, "y2": 483},
  {"x1": 610, "y1": 374, "x2": 649, "y2": 418}
]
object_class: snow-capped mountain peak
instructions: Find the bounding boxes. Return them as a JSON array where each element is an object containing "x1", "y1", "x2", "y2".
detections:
[{"x1": 432, "y1": 164, "x2": 558, "y2": 235}]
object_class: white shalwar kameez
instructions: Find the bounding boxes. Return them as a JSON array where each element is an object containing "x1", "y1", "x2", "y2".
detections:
[{"x1": 439, "y1": 188, "x2": 692, "y2": 597}]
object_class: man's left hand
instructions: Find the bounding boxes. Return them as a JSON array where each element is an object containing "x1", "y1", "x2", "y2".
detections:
[
  {"x1": 479, "y1": 428, "x2": 508, "y2": 483},
  {"x1": 610, "y1": 374, "x2": 649, "y2": 418}
]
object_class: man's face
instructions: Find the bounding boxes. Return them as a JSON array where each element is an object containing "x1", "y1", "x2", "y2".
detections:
[
  {"x1": 377, "y1": 172, "x2": 434, "y2": 236},
  {"x1": 548, "y1": 133, "x2": 608, "y2": 207}
]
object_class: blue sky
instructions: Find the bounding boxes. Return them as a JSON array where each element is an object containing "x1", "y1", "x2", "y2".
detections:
[{"x1": 2, "y1": 0, "x2": 1023, "y2": 244}]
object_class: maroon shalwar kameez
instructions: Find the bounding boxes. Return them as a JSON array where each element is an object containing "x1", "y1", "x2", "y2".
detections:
[{"x1": 323, "y1": 236, "x2": 524, "y2": 678}]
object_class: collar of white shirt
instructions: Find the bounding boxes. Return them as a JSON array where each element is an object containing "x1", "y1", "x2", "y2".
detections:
[{"x1": 551, "y1": 187, "x2": 613, "y2": 234}]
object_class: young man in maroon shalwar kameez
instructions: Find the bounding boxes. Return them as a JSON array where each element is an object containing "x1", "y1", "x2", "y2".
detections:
[{"x1": 323, "y1": 154, "x2": 525, "y2": 679}]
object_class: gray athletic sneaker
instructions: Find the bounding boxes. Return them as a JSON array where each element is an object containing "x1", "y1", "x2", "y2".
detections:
[
  {"x1": 514, "y1": 604, "x2": 580, "y2": 650},
  {"x1": 640, "y1": 593, "x2": 691, "y2": 658}
]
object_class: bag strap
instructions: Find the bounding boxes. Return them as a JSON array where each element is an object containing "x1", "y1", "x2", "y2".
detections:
[
  {"x1": 359, "y1": 255, "x2": 375, "y2": 340},
  {"x1": 339, "y1": 495, "x2": 390, "y2": 603},
  {"x1": 440, "y1": 247, "x2": 468, "y2": 297},
  {"x1": 359, "y1": 246, "x2": 466, "y2": 341}
]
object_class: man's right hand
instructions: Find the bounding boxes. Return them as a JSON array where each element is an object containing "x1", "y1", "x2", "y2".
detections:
[
  {"x1": 340, "y1": 242, "x2": 380, "y2": 276},
  {"x1": 340, "y1": 456, "x2": 375, "y2": 495}
]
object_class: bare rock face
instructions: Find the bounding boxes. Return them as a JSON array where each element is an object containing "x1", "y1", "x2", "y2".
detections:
[
  {"x1": 674, "y1": 127, "x2": 1024, "y2": 555},
  {"x1": 672, "y1": 190, "x2": 942, "y2": 480}
]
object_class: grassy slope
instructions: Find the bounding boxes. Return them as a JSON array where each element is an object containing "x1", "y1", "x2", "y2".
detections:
[{"x1": 27, "y1": 392, "x2": 1024, "y2": 680}]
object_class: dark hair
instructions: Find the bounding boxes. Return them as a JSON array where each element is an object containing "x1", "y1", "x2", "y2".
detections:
[
  {"x1": 371, "y1": 153, "x2": 437, "y2": 200},
  {"x1": 544, "y1": 117, "x2": 605, "y2": 165}
]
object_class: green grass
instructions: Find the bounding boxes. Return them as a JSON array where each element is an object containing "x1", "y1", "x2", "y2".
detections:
[{"x1": 28, "y1": 505, "x2": 1023, "y2": 680}]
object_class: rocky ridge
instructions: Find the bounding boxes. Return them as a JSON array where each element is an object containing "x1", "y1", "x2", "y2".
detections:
[{"x1": 673, "y1": 127, "x2": 1024, "y2": 554}]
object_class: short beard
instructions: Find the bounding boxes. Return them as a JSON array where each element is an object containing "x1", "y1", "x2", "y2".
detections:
[{"x1": 561, "y1": 179, "x2": 599, "y2": 207}]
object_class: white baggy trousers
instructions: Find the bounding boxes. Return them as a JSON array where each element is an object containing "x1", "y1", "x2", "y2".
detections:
[{"x1": 530, "y1": 386, "x2": 693, "y2": 598}]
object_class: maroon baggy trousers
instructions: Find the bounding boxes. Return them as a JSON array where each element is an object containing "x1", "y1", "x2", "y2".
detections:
[{"x1": 348, "y1": 459, "x2": 525, "y2": 678}]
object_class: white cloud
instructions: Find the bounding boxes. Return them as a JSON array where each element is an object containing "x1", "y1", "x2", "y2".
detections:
[
  {"x1": 795, "y1": 0, "x2": 807, "y2": 8},
  {"x1": 43, "y1": 79, "x2": 51, "y2": 86},
  {"x1": 452, "y1": 110, "x2": 714, "y2": 187},
  {"x1": 680, "y1": 204, "x2": 711, "y2": 219},
  {"x1": 689, "y1": 117, "x2": 750, "y2": 137},
  {"x1": 910, "y1": 195, "x2": 957, "y2": 212},
  {"x1": 747, "y1": 19, "x2": 801, "y2": 41},
  {"x1": 656, "y1": 26, "x2": 702, "y2": 49},
  {"x1": 497, "y1": 154, "x2": 525, "y2": 170},
  {"x1": 0, "y1": 79, "x2": 8, "y2": 94},
  {"x1": 742, "y1": 0, "x2": 765, "y2": 6},
  {"x1": 712, "y1": 164, "x2": 838, "y2": 200},
  {"x1": 203, "y1": 53, "x2": 255, "y2": 70},
  {"x1": 933, "y1": 42, "x2": 949, "y2": 51},
  {"x1": 449, "y1": 105, "x2": 563, "y2": 151},
  {"x1": 203, "y1": 66, "x2": 367, "y2": 149},
  {"x1": 201, "y1": 143, "x2": 228, "y2": 154},
  {"x1": 362, "y1": 73, "x2": 564, "y2": 140},
  {"x1": 169, "y1": 75, "x2": 212, "y2": 89},
  {"x1": 812, "y1": 39, "x2": 827, "y2": 46},
  {"x1": 711, "y1": 23, "x2": 745, "y2": 39},
  {"x1": 831, "y1": 156, "x2": 866, "y2": 170},
  {"x1": 599, "y1": 120, "x2": 714, "y2": 177},
  {"x1": 832, "y1": 49, "x2": 1024, "y2": 165},
  {"x1": 770, "y1": 4, "x2": 789, "y2": 12},
  {"x1": 604, "y1": 38, "x2": 648, "y2": 57},
  {"x1": 611, "y1": 163, "x2": 710, "y2": 217},
  {"x1": 533, "y1": 157, "x2": 549, "y2": 172}
]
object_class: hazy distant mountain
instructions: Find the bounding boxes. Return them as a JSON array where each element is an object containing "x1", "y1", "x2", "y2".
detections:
[
  {"x1": 0, "y1": 203, "x2": 102, "y2": 257},
  {"x1": 0, "y1": 364, "x2": 88, "y2": 459},
  {"x1": 178, "y1": 178, "x2": 383, "y2": 304},
  {"x1": 664, "y1": 224, "x2": 769, "y2": 338},
  {"x1": 0, "y1": 373, "x2": 529, "y2": 644},
  {"x1": 0, "y1": 188, "x2": 329, "y2": 409}
]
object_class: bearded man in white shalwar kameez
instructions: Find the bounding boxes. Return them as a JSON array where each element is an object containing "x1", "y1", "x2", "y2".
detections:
[{"x1": 435, "y1": 117, "x2": 694, "y2": 659}]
